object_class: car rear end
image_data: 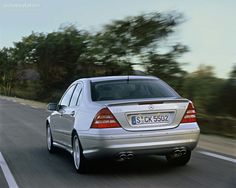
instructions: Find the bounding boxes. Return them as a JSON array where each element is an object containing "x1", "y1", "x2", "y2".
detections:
[{"x1": 79, "y1": 76, "x2": 200, "y2": 161}]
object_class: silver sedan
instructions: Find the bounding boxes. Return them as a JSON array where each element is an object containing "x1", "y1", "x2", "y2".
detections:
[{"x1": 46, "y1": 76, "x2": 200, "y2": 173}]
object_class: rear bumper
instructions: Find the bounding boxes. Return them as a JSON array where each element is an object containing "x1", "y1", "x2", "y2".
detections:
[{"x1": 79, "y1": 123, "x2": 200, "y2": 159}]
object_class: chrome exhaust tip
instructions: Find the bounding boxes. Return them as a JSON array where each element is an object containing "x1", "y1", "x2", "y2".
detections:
[
  {"x1": 173, "y1": 147, "x2": 187, "y2": 157},
  {"x1": 117, "y1": 152, "x2": 134, "y2": 161},
  {"x1": 127, "y1": 153, "x2": 134, "y2": 160}
]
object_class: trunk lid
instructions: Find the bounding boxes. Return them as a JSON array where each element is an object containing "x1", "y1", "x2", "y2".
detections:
[{"x1": 101, "y1": 98, "x2": 189, "y2": 131}]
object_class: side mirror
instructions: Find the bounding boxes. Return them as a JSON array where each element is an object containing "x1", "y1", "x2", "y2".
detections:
[{"x1": 47, "y1": 103, "x2": 58, "y2": 111}]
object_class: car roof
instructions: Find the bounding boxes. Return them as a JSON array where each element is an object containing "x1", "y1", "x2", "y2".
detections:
[{"x1": 77, "y1": 75, "x2": 159, "y2": 83}]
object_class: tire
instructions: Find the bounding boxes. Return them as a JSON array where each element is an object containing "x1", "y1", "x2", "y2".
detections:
[
  {"x1": 166, "y1": 150, "x2": 191, "y2": 166},
  {"x1": 72, "y1": 134, "x2": 88, "y2": 173},
  {"x1": 46, "y1": 125, "x2": 55, "y2": 153}
]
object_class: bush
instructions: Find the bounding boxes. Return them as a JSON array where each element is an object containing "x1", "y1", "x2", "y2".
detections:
[{"x1": 198, "y1": 114, "x2": 236, "y2": 138}]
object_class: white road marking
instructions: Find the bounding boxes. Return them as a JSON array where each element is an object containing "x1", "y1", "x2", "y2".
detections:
[
  {"x1": 0, "y1": 152, "x2": 19, "y2": 188},
  {"x1": 199, "y1": 151, "x2": 236, "y2": 164}
]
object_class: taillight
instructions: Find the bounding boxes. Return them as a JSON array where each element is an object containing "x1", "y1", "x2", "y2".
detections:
[
  {"x1": 181, "y1": 102, "x2": 197, "y2": 123},
  {"x1": 91, "y1": 108, "x2": 121, "y2": 128}
]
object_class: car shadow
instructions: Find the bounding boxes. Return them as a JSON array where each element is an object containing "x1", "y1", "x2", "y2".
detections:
[
  {"x1": 90, "y1": 157, "x2": 181, "y2": 175},
  {"x1": 51, "y1": 148, "x2": 182, "y2": 175}
]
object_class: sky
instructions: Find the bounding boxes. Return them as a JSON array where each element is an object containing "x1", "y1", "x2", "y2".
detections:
[{"x1": 0, "y1": 0, "x2": 235, "y2": 78}]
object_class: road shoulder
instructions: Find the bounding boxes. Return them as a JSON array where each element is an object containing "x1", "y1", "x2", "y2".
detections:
[
  {"x1": 197, "y1": 134, "x2": 236, "y2": 157},
  {"x1": 0, "y1": 95, "x2": 47, "y2": 109}
]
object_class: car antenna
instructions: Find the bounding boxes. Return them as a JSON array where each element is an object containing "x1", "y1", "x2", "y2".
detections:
[{"x1": 127, "y1": 75, "x2": 130, "y2": 83}]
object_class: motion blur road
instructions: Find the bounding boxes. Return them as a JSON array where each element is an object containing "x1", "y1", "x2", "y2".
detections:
[{"x1": 0, "y1": 98, "x2": 235, "y2": 188}]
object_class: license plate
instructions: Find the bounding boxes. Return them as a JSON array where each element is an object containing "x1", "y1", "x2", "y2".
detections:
[{"x1": 129, "y1": 113, "x2": 170, "y2": 126}]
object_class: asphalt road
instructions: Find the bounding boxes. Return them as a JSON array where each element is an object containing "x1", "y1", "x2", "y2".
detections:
[{"x1": 0, "y1": 98, "x2": 235, "y2": 188}]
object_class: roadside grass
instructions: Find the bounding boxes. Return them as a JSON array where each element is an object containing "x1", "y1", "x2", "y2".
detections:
[{"x1": 198, "y1": 114, "x2": 236, "y2": 139}]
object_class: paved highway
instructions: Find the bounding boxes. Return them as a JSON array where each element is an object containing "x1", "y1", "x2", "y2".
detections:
[{"x1": 0, "y1": 98, "x2": 235, "y2": 188}]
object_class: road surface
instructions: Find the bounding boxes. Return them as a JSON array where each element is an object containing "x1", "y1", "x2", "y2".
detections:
[{"x1": 0, "y1": 97, "x2": 235, "y2": 188}]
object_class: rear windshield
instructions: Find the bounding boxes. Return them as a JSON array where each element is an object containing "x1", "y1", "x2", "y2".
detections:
[{"x1": 91, "y1": 79, "x2": 179, "y2": 101}]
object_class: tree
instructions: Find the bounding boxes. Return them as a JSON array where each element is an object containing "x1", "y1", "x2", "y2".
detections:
[
  {"x1": 144, "y1": 44, "x2": 187, "y2": 91},
  {"x1": 6, "y1": 26, "x2": 87, "y2": 101},
  {"x1": 36, "y1": 26, "x2": 86, "y2": 90},
  {"x1": 0, "y1": 12, "x2": 189, "y2": 102},
  {"x1": 0, "y1": 48, "x2": 17, "y2": 95},
  {"x1": 13, "y1": 32, "x2": 45, "y2": 66},
  {"x1": 77, "y1": 29, "x2": 134, "y2": 76},
  {"x1": 218, "y1": 65, "x2": 236, "y2": 117},
  {"x1": 11, "y1": 26, "x2": 86, "y2": 100},
  {"x1": 78, "y1": 12, "x2": 187, "y2": 78},
  {"x1": 182, "y1": 65, "x2": 225, "y2": 114}
]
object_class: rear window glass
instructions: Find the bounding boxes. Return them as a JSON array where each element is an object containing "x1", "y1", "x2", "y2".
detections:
[{"x1": 91, "y1": 79, "x2": 178, "y2": 101}]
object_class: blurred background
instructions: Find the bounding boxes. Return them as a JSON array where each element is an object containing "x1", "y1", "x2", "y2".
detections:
[{"x1": 0, "y1": 0, "x2": 235, "y2": 137}]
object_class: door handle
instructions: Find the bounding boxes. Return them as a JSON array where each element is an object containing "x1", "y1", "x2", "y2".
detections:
[{"x1": 70, "y1": 111, "x2": 75, "y2": 116}]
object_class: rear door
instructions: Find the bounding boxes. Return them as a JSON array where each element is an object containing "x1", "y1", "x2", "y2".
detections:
[
  {"x1": 51, "y1": 84, "x2": 76, "y2": 145},
  {"x1": 60, "y1": 83, "x2": 83, "y2": 147}
]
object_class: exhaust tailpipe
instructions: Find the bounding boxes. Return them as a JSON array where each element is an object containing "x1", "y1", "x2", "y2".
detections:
[
  {"x1": 117, "y1": 152, "x2": 134, "y2": 161},
  {"x1": 127, "y1": 153, "x2": 134, "y2": 160},
  {"x1": 173, "y1": 147, "x2": 187, "y2": 157}
]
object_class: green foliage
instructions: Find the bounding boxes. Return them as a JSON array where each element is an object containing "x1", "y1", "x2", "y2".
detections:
[
  {"x1": 0, "y1": 48, "x2": 17, "y2": 95},
  {"x1": 77, "y1": 32, "x2": 133, "y2": 77},
  {"x1": 102, "y1": 12, "x2": 183, "y2": 54},
  {"x1": 0, "y1": 11, "x2": 235, "y2": 124},
  {"x1": 198, "y1": 114, "x2": 236, "y2": 138},
  {"x1": 0, "y1": 11, "x2": 235, "y2": 137},
  {"x1": 77, "y1": 12, "x2": 184, "y2": 77},
  {"x1": 36, "y1": 26, "x2": 86, "y2": 92},
  {"x1": 182, "y1": 65, "x2": 225, "y2": 115},
  {"x1": 144, "y1": 45, "x2": 188, "y2": 90},
  {"x1": 217, "y1": 65, "x2": 236, "y2": 117},
  {"x1": 13, "y1": 32, "x2": 45, "y2": 65},
  {"x1": 13, "y1": 80, "x2": 41, "y2": 100}
]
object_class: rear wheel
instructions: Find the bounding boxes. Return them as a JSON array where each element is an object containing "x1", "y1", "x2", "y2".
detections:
[
  {"x1": 166, "y1": 150, "x2": 191, "y2": 166},
  {"x1": 46, "y1": 125, "x2": 55, "y2": 153},
  {"x1": 72, "y1": 134, "x2": 88, "y2": 173}
]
